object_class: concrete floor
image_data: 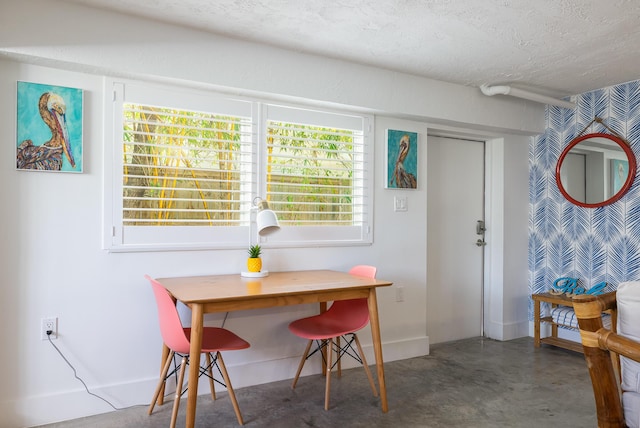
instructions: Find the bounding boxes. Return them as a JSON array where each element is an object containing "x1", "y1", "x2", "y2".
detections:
[{"x1": 37, "y1": 337, "x2": 596, "y2": 428}]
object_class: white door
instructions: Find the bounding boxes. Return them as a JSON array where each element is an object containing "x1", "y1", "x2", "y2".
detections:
[{"x1": 427, "y1": 136, "x2": 485, "y2": 344}]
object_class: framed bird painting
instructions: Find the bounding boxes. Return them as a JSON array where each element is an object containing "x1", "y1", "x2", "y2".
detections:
[
  {"x1": 16, "y1": 81, "x2": 83, "y2": 172},
  {"x1": 386, "y1": 129, "x2": 418, "y2": 189}
]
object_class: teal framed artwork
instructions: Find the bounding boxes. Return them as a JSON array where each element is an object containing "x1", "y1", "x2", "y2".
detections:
[
  {"x1": 16, "y1": 81, "x2": 83, "y2": 172},
  {"x1": 386, "y1": 129, "x2": 418, "y2": 189}
]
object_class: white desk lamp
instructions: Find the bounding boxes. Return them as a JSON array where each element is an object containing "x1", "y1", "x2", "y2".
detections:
[{"x1": 254, "y1": 197, "x2": 280, "y2": 236}]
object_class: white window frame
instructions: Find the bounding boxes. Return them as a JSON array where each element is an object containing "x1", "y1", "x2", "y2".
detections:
[
  {"x1": 103, "y1": 78, "x2": 373, "y2": 252},
  {"x1": 258, "y1": 103, "x2": 373, "y2": 247}
]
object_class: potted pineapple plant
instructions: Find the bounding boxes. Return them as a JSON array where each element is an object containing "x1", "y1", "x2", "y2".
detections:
[{"x1": 247, "y1": 244, "x2": 262, "y2": 273}]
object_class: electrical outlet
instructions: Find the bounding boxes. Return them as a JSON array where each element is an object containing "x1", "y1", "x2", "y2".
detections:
[
  {"x1": 396, "y1": 286, "x2": 404, "y2": 302},
  {"x1": 41, "y1": 317, "x2": 58, "y2": 340}
]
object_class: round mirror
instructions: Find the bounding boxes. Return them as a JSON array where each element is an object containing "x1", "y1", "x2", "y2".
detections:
[{"x1": 556, "y1": 133, "x2": 636, "y2": 208}]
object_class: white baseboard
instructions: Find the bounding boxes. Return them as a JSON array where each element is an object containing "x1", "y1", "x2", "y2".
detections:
[
  {"x1": 486, "y1": 319, "x2": 529, "y2": 341},
  {"x1": 9, "y1": 335, "x2": 429, "y2": 427},
  {"x1": 228, "y1": 335, "x2": 430, "y2": 388}
]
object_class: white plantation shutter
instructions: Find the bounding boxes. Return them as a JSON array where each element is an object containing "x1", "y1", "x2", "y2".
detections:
[
  {"x1": 104, "y1": 81, "x2": 372, "y2": 252},
  {"x1": 121, "y1": 106, "x2": 252, "y2": 226},
  {"x1": 261, "y1": 104, "x2": 372, "y2": 245},
  {"x1": 106, "y1": 82, "x2": 254, "y2": 251}
]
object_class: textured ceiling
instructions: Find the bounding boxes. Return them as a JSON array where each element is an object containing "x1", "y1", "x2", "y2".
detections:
[{"x1": 63, "y1": 0, "x2": 640, "y2": 97}]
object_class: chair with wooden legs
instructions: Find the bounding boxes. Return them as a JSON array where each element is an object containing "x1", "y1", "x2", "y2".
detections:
[
  {"x1": 288, "y1": 265, "x2": 379, "y2": 410},
  {"x1": 573, "y1": 281, "x2": 640, "y2": 428},
  {"x1": 146, "y1": 275, "x2": 250, "y2": 427}
]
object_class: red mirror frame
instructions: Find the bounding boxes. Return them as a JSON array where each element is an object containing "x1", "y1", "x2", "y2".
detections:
[{"x1": 555, "y1": 132, "x2": 636, "y2": 208}]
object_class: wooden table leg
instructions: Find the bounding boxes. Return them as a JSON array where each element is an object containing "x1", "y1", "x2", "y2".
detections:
[
  {"x1": 534, "y1": 298, "x2": 541, "y2": 348},
  {"x1": 368, "y1": 288, "x2": 388, "y2": 412},
  {"x1": 185, "y1": 303, "x2": 204, "y2": 428}
]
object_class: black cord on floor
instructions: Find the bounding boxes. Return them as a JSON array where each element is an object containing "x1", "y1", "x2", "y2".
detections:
[{"x1": 46, "y1": 334, "x2": 148, "y2": 411}]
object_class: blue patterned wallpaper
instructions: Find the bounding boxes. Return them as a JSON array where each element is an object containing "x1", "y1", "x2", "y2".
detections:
[{"x1": 529, "y1": 79, "x2": 640, "y2": 314}]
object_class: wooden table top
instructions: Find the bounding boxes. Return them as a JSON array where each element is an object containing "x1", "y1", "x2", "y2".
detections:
[{"x1": 157, "y1": 269, "x2": 393, "y2": 304}]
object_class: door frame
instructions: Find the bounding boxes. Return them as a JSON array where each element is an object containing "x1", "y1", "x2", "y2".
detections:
[
  {"x1": 426, "y1": 133, "x2": 486, "y2": 342},
  {"x1": 427, "y1": 129, "x2": 530, "y2": 342}
]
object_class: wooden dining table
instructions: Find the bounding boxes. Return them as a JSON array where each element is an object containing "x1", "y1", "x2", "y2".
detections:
[{"x1": 154, "y1": 269, "x2": 393, "y2": 428}]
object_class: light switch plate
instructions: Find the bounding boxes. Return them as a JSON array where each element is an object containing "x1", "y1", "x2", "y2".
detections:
[{"x1": 394, "y1": 196, "x2": 408, "y2": 212}]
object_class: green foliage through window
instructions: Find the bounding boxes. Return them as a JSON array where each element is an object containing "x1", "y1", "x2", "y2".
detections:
[
  {"x1": 266, "y1": 121, "x2": 364, "y2": 226},
  {"x1": 122, "y1": 103, "x2": 251, "y2": 226}
]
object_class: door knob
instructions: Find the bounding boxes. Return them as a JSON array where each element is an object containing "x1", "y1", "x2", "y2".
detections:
[{"x1": 475, "y1": 239, "x2": 487, "y2": 247}]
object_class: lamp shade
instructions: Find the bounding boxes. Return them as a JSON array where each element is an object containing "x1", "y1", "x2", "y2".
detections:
[{"x1": 256, "y1": 209, "x2": 280, "y2": 236}]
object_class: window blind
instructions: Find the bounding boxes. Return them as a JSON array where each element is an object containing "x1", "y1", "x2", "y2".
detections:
[
  {"x1": 265, "y1": 120, "x2": 366, "y2": 226},
  {"x1": 104, "y1": 80, "x2": 373, "y2": 251},
  {"x1": 122, "y1": 103, "x2": 253, "y2": 227}
]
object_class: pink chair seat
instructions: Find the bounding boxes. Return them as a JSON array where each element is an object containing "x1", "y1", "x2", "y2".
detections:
[
  {"x1": 288, "y1": 298, "x2": 369, "y2": 339},
  {"x1": 183, "y1": 327, "x2": 249, "y2": 354}
]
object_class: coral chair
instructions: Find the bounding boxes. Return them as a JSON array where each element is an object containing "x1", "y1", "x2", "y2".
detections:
[
  {"x1": 574, "y1": 281, "x2": 640, "y2": 428},
  {"x1": 288, "y1": 265, "x2": 379, "y2": 410},
  {"x1": 145, "y1": 275, "x2": 250, "y2": 427}
]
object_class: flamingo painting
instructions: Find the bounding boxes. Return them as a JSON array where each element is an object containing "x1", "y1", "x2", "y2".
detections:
[
  {"x1": 16, "y1": 82, "x2": 82, "y2": 172},
  {"x1": 388, "y1": 130, "x2": 418, "y2": 189}
]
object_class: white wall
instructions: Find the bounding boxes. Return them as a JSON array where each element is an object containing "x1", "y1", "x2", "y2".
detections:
[{"x1": 0, "y1": 0, "x2": 535, "y2": 425}]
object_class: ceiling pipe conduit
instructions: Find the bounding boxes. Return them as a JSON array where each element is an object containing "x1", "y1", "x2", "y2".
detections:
[{"x1": 480, "y1": 84, "x2": 576, "y2": 109}]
